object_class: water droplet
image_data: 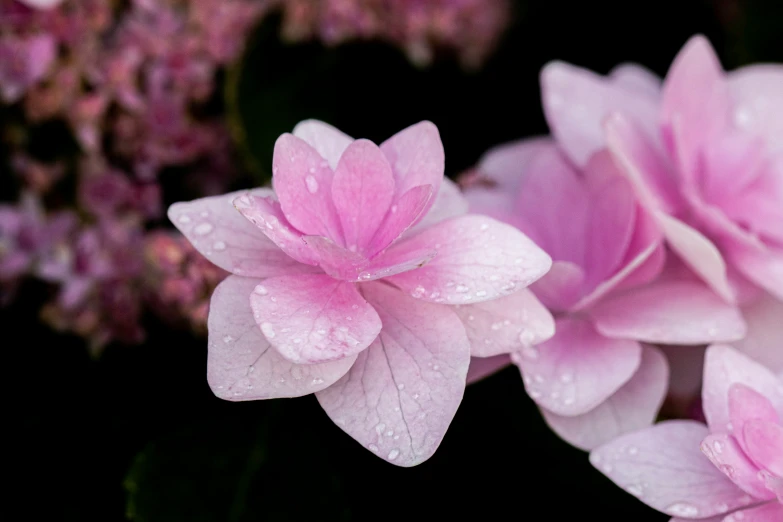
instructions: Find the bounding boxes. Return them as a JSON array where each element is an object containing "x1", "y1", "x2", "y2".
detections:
[
  {"x1": 627, "y1": 485, "x2": 643, "y2": 497},
  {"x1": 519, "y1": 345, "x2": 539, "y2": 360},
  {"x1": 397, "y1": 383, "x2": 405, "y2": 390},
  {"x1": 261, "y1": 322, "x2": 276, "y2": 339},
  {"x1": 455, "y1": 285, "x2": 469, "y2": 293},
  {"x1": 358, "y1": 272, "x2": 372, "y2": 281},
  {"x1": 223, "y1": 335, "x2": 234, "y2": 344},
  {"x1": 200, "y1": 211, "x2": 209, "y2": 217},
  {"x1": 560, "y1": 372, "x2": 573, "y2": 383},
  {"x1": 467, "y1": 315, "x2": 475, "y2": 321},
  {"x1": 305, "y1": 175, "x2": 319, "y2": 194},
  {"x1": 563, "y1": 396, "x2": 575, "y2": 406},
  {"x1": 387, "y1": 449, "x2": 400, "y2": 460},
  {"x1": 475, "y1": 290, "x2": 488, "y2": 298},
  {"x1": 213, "y1": 241, "x2": 226, "y2": 251},
  {"x1": 391, "y1": 205, "x2": 398, "y2": 214},
  {"x1": 369, "y1": 444, "x2": 379, "y2": 452},
  {"x1": 666, "y1": 503, "x2": 699, "y2": 517},
  {"x1": 386, "y1": 430, "x2": 393, "y2": 437},
  {"x1": 533, "y1": 374, "x2": 544, "y2": 383},
  {"x1": 308, "y1": 166, "x2": 316, "y2": 174},
  {"x1": 627, "y1": 446, "x2": 638, "y2": 455},
  {"x1": 311, "y1": 377, "x2": 324, "y2": 386},
  {"x1": 351, "y1": 304, "x2": 359, "y2": 310},
  {"x1": 489, "y1": 274, "x2": 500, "y2": 282},
  {"x1": 293, "y1": 338, "x2": 302, "y2": 344},
  {"x1": 248, "y1": 365, "x2": 255, "y2": 373},
  {"x1": 177, "y1": 214, "x2": 191, "y2": 224},
  {"x1": 480, "y1": 223, "x2": 490, "y2": 231},
  {"x1": 194, "y1": 222, "x2": 213, "y2": 235},
  {"x1": 719, "y1": 464, "x2": 735, "y2": 478},
  {"x1": 716, "y1": 503, "x2": 728, "y2": 513},
  {"x1": 491, "y1": 322, "x2": 502, "y2": 331},
  {"x1": 432, "y1": 365, "x2": 439, "y2": 371},
  {"x1": 713, "y1": 440, "x2": 723, "y2": 454}
]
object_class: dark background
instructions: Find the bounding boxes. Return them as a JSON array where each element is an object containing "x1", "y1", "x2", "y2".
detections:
[{"x1": 6, "y1": 1, "x2": 782, "y2": 520}]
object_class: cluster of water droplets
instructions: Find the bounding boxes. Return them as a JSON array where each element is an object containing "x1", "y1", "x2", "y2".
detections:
[{"x1": 176, "y1": 209, "x2": 230, "y2": 255}]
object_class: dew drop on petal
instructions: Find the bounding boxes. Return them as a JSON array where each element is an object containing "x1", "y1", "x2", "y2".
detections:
[
  {"x1": 369, "y1": 444, "x2": 379, "y2": 452},
  {"x1": 177, "y1": 214, "x2": 191, "y2": 224},
  {"x1": 387, "y1": 449, "x2": 400, "y2": 460},
  {"x1": 455, "y1": 285, "x2": 469, "y2": 293},
  {"x1": 223, "y1": 335, "x2": 234, "y2": 344},
  {"x1": 194, "y1": 222, "x2": 213, "y2": 235},
  {"x1": 254, "y1": 285, "x2": 268, "y2": 295},
  {"x1": 213, "y1": 241, "x2": 226, "y2": 251},
  {"x1": 305, "y1": 175, "x2": 319, "y2": 194},
  {"x1": 666, "y1": 503, "x2": 699, "y2": 517},
  {"x1": 260, "y1": 322, "x2": 276, "y2": 339}
]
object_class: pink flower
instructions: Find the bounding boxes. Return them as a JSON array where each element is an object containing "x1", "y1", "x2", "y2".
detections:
[
  {"x1": 590, "y1": 344, "x2": 783, "y2": 521},
  {"x1": 539, "y1": 34, "x2": 783, "y2": 332},
  {"x1": 462, "y1": 138, "x2": 748, "y2": 450},
  {"x1": 0, "y1": 33, "x2": 57, "y2": 103},
  {"x1": 168, "y1": 120, "x2": 553, "y2": 466}
]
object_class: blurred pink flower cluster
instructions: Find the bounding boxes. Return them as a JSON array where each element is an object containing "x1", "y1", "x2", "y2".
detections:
[{"x1": 278, "y1": 0, "x2": 511, "y2": 69}]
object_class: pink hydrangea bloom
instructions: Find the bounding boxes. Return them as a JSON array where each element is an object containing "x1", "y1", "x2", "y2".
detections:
[
  {"x1": 591, "y1": 344, "x2": 783, "y2": 521},
  {"x1": 462, "y1": 138, "x2": 748, "y2": 450},
  {"x1": 0, "y1": 33, "x2": 57, "y2": 103},
  {"x1": 169, "y1": 120, "x2": 553, "y2": 466},
  {"x1": 539, "y1": 35, "x2": 783, "y2": 359}
]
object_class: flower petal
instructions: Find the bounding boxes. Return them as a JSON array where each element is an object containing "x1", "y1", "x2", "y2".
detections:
[
  {"x1": 386, "y1": 215, "x2": 552, "y2": 304},
  {"x1": 590, "y1": 280, "x2": 746, "y2": 345},
  {"x1": 380, "y1": 121, "x2": 444, "y2": 223},
  {"x1": 409, "y1": 178, "x2": 468, "y2": 234},
  {"x1": 728, "y1": 64, "x2": 783, "y2": 152},
  {"x1": 452, "y1": 289, "x2": 554, "y2": 357},
  {"x1": 702, "y1": 345, "x2": 783, "y2": 434},
  {"x1": 729, "y1": 246, "x2": 783, "y2": 302},
  {"x1": 331, "y1": 139, "x2": 395, "y2": 254},
  {"x1": 466, "y1": 354, "x2": 511, "y2": 384},
  {"x1": 700, "y1": 433, "x2": 773, "y2": 500},
  {"x1": 249, "y1": 274, "x2": 381, "y2": 364},
  {"x1": 590, "y1": 420, "x2": 753, "y2": 519},
  {"x1": 292, "y1": 119, "x2": 353, "y2": 169},
  {"x1": 529, "y1": 261, "x2": 586, "y2": 312},
  {"x1": 168, "y1": 189, "x2": 308, "y2": 277},
  {"x1": 206, "y1": 275, "x2": 356, "y2": 400},
  {"x1": 513, "y1": 317, "x2": 642, "y2": 416},
  {"x1": 743, "y1": 420, "x2": 783, "y2": 476},
  {"x1": 735, "y1": 292, "x2": 783, "y2": 373},
  {"x1": 609, "y1": 63, "x2": 662, "y2": 98},
  {"x1": 232, "y1": 193, "x2": 319, "y2": 266},
  {"x1": 729, "y1": 384, "x2": 781, "y2": 434},
  {"x1": 541, "y1": 344, "x2": 669, "y2": 451},
  {"x1": 300, "y1": 235, "x2": 366, "y2": 280},
  {"x1": 367, "y1": 184, "x2": 433, "y2": 256},
  {"x1": 724, "y1": 503, "x2": 783, "y2": 522},
  {"x1": 272, "y1": 133, "x2": 343, "y2": 242},
  {"x1": 316, "y1": 281, "x2": 470, "y2": 467}
]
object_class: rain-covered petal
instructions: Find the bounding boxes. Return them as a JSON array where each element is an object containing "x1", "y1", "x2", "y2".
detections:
[
  {"x1": 724, "y1": 503, "x2": 783, "y2": 522},
  {"x1": 514, "y1": 317, "x2": 642, "y2": 416},
  {"x1": 168, "y1": 189, "x2": 309, "y2": 277},
  {"x1": 702, "y1": 345, "x2": 783, "y2": 434},
  {"x1": 729, "y1": 384, "x2": 780, "y2": 436},
  {"x1": 699, "y1": 433, "x2": 774, "y2": 500},
  {"x1": 590, "y1": 280, "x2": 746, "y2": 344},
  {"x1": 542, "y1": 345, "x2": 669, "y2": 450},
  {"x1": 206, "y1": 275, "x2": 356, "y2": 400},
  {"x1": 452, "y1": 289, "x2": 555, "y2": 357},
  {"x1": 728, "y1": 64, "x2": 783, "y2": 152},
  {"x1": 408, "y1": 178, "x2": 468, "y2": 235},
  {"x1": 590, "y1": 420, "x2": 754, "y2": 519},
  {"x1": 249, "y1": 274, "x2": 381, "y2": 364},
  {"x1": 743, "y1": 420, "x2": 783, "y2": 476},
  {"x1": 292, "y1": 119, "x2": 353, "y2": 169},
  {"x1": 316, "y1": 282, "x2": 470, "y2": 467},
  {"x1": 386, "y1": 215, "x2": 552, "y2": 304},
  {"x1": 271, "y1": 133, "x2": 344, "y2": 242},
  {"x1": 331, "y1": 139, "x2": 395, "y2": 254}
]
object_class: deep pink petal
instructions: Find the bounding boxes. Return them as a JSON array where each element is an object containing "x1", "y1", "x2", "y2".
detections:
[
  {"x1": 540, "y1": 60, "x2": 659, "y2": 167},
  {"x1": 513, "y1": 317, "x2": 642, "y2": 416},
  {"x1": 452, "y1": 289, "x2": 555, "y2": 357},
  {"x1": 743, "y1": 420, "x2": 783, "y2": 476},
  {"x1": 386, "y1": 215, "x2": 552, "y2": 305},
  {"x1": 206, "y1": 275, "x2": 356, "y2": 400},
  {"x1": 590, "y1": 420, "x2": 754, "y2": 519},
  {"x1": 367, "y1": 184, "x2": 433, "y2": 256},
  {"x1": 590, "y1": 280, "x2": 746, "y2": 345},
  {"x1": 272, "y1": 133, "x2": 344, "y2": 242},
  {"x1": 299, "y1": 235, "x2": 366, "y2": 280},
  {"x1": 316, "y1": 282, "x2": 470, "y2": 467},
  {"x1": 702, "y1": 345, "x2": 783, "y2": 434},
  {"x1": 331, "y1": 139, "x2": 395, "y2": 254},
  {"x1": 729, "y1": 384, "x2": 781, "y2": 434},
  {"x1": 249, "y1": 274, "x2": 381, "y2": 364},
  {"x1": 661, "y1": 36, "x2": 731, "y2": 178},
  {"x1": 700, "y1": 433, "x2": 773, "y2": 500},
  {"x1": 724, "y1": 503, "x2": 783, "y2": 522},
  {"x1": 168, "y1": 189, "x2": 309, "y2": 277},
  {"x1": 358, "y1": 247, "x2": 437, "y2": 282},
  {"x1": 609, "y1": 63, "x2": 662, "y2": 98},
  {"x1": 736, "y1": 293, "x2": 783, "y2": 373},
  {"x1": 542, "y1": 344, "x2": 669, "y2": 450},
  {"x1": 380, "y1": 121, "x2": 444, "y2": 224},
  {"x1": 232, "y1": 193, "x2": 320, "y2": 266},
  {"x1": 292, "y1": 119, "x2": 353, "y2": 169},
  {"x1": 728, "y1": 64, "x2": 783, "y2": 152},
  {"x1": 657, "y1": 213, "x2": 735, "y2": 302},
  {"x1": 529, "y1": 261, "x2": 586, "y2": 312},
  {"x1": 729, "y1": 246, "x2": 783, "y2": 302},
  {"x1": 466, "y1": 354, "x2": 511, "y2": 384}
]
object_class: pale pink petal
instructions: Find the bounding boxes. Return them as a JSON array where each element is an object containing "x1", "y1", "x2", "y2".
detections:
[
  {"x1": 316, "y1": 282, "x2": 470, "y2": 467},
  {"x1": 300, "y1": 235, "x2": 366, "y2": 280},
  {"x1": 700, "y1": 433, "x2": 773, "y2": 500},
  {"x1": 542, "y1": 344, "x2": 669, "y2": 450},
  {"x1": 331, "y1": 139, "x2": 395, "y2": 254},
  {"x1": 590, "y1": 280, "x2": 746, "y2": 345},
  {"x1": 249, "y1": 274, "x2": 381, "y2": 364},
  {"x1": 168, "y1": 189, "x2": 309, "y2": 277},
  {"x1": 590, "y1": 420, "x2": 753, "y2": 519},
  {"x1": 657, "y1": 213, "x2": 735, "y2": 302},
  {"x1": 271, "y1": 133, "x2": 343, "y2": 242},
  {"x1": 206, "y1": 275, "x2": 356, "y2": 400},
  {"x1": 729, "y1": 384, "x2": 781, "y2": 432},
  {"x1": 513, "y1": 317, "x2": 642, "y2": 416},
  {"x1": 386, "y1": 215, "x2": 552, "y2": 305},
  {"x1": 466, "y1": 354, "x2": 511, "y2": 384},
  {"x1": 736, "y1": 293, "x2": 783, "y2": 373},
  {"x1": 232, "y1": 193, "x2": 319, "y2": 266},
  {"x1": 661, "y1": 36, "x2": 731, "y2": 177},
  {"x1": 474, "y1": 137, "x2": 553, "y2": 196},
  {"x1": 540, "y1": 60, "x2": 659, "y2": 167},
  {"x1": 724, "y1": 503, "x2": 783, "y2": 522},
  {"x1": 367, "y1": 184, "x2": 433, "y2": 256},
  {"x1": 743, "y1": 420, "x2": 783, "y2": 476},
  {"x1": 728, "y1": 64, "x2": 783, "y2": 152},
  {"x1": 380, "y1": 121, "x2": 444, "y2": 223},
  {"x1": 609, "y1": 63, "x2": 662, "y2": 98},
  {"x1": 406, "y1": 178, "x2": 467, "y2": 236},
  {"x1": 702, "y1": 345, "x2": 783, "y2": 434},
  {"x1": 529, "y1": 261, "x2": 586, "y2": 312},
  {"x1": 729, "y1": 247, "x2": 783, "y2": 302},
  {"x1": 292, "y1": 119, "x2": 353, "y2": 169},
  {"x1": 452, "y1": 289, "x2": 555, "y2": 357}
]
